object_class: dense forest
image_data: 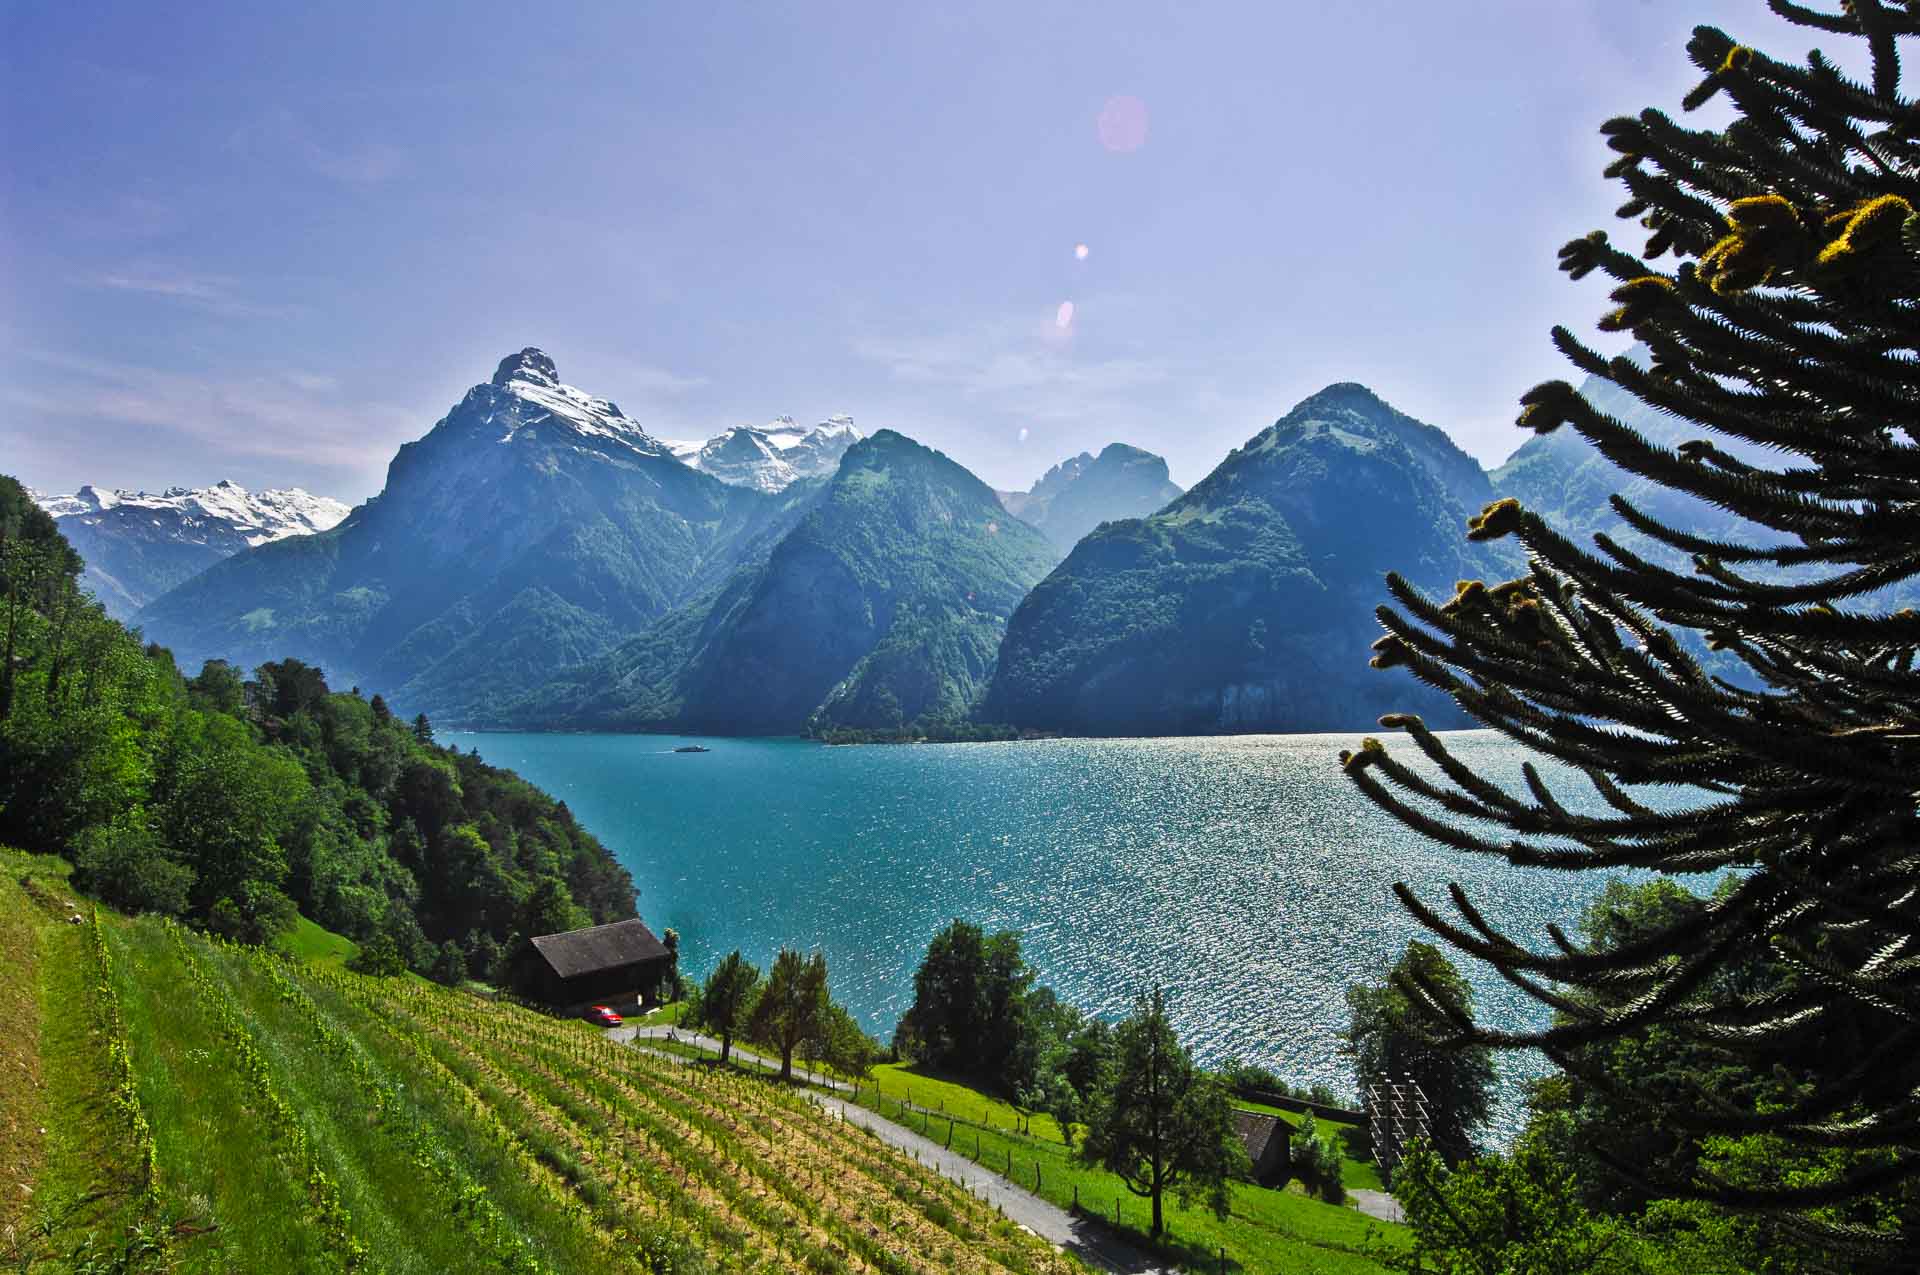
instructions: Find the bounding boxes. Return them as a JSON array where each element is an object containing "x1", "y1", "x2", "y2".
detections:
[{"x1": 0, "y1": 475, "x2": 635, "y2": 980}]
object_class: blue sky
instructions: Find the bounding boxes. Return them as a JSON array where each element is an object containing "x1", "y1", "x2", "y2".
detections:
[{"x1": 1, "y1": 1, "x2": 1836, "y2": 501}]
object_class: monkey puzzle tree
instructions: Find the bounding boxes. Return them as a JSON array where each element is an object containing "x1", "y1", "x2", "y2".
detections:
[{"x1": 1343, "y1": 2, "x2": 1920, "y2": 1262}]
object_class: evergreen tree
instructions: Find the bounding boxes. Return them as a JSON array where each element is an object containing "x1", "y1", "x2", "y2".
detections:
[
  {"x1": 1077, "y1": 988, "x2": 1245, "y2": 1239},
  {"x1": 1343, "y1": 3, "x2": 1920, "y2": 1260},
  {"x1": 412, "y1": 712, "x2": 434, "y2": 744},
  {"x1": 662, "y1": 927, "x2": 681, "y2": 1001},
  {"x1": 697, "y1": 949, "x2": 761, "y2": 1064}
]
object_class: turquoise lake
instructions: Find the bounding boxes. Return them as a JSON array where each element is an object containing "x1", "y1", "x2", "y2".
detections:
[{"x1": 446, "y1": 728, "x2": 1660, "y2": 1132}]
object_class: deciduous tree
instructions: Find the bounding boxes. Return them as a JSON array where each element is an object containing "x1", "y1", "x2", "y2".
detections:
[
  {"x1": 748, "y1": 947, "x2": 828, "y2": 1082},
  {"x1": 1345, "y1": 941, "x2": 1495, "y2": 1164}
]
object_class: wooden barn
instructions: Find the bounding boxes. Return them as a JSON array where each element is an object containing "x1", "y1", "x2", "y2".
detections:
[
  {"x1": 516, "y1": 918, "x2": 672, "y2": 1011},
  {"x1": 1231, "y1": 1110, "x2": 1292, "y2": 1187}
]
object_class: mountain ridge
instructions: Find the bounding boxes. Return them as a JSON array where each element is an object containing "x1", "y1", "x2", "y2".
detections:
[
  {"x1": 980, "y1": 383, "x2": 1510, "y2": 735},
  {"x1": 497, "y1": 428, "x2": 1058, "y2": 734},
  {"x1": 31, "y1": 479, "x2": 349, "y2": 618},
  {"x1": 135, "y1": 349, "x2": 814, "y2": 713}
]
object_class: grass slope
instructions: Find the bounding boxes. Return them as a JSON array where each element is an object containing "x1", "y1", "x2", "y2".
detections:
[
  {"x1": 674, "y1": 1043, "x2": 1406, "y2": 1273},
  {"x1": 855, "y1": 1068, "x2": 1404, "y2": 1273},
  {"x1": 3, "y1": 849, "x2": 161, "y2": 1272},
  {"x1": 4, "y1": 862, "x2": 1090, "y2": 1274},
  {"x1": 274, "y1": 913, "x2": 360, "y2": 970}
]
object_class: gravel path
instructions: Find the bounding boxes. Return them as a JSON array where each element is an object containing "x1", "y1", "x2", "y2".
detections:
[
  {"x1": 1347, "y1": 1187, "x2": 1405, "y2": 1223},
  {"x1": 608, "y1": 1025, "x2": 1180, "y2": 1273}
]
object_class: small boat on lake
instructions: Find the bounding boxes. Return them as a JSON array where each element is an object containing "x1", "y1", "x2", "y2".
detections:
[{"x1": 673, "y1": 745, "x2": 711, "y2": 754}]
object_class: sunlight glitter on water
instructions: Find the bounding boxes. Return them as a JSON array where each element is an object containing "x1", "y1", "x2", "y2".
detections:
[{"x1": 447, "y1": 729, "x2": 1699, "y2": 1141}]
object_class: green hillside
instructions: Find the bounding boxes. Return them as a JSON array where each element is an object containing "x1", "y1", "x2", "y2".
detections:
[
  {"x1": 510, "y1": 431, "x2": 1059, "y2": 736},
  {"x1": 2, "y1": 855, "x2": 1088, "y2": 1275},
  {"x1": 982, "y1": 384, "x2": 1514, "y2": 735}
]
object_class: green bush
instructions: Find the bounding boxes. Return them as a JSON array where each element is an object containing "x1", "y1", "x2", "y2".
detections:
[{"x1": 1291, "y1": 1114, "x2": 1346, "y2": 1204}]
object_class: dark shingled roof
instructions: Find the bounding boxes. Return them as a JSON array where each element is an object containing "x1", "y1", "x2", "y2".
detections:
[
  {"x1": 530, "y1": 918, "x2": 669, "y2": 979},
  {"x1": 1231, "y1": 1110, "x2": 1287, "y2": 1167}
]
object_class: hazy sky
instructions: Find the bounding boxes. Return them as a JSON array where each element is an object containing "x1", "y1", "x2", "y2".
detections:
[{"x1": 0, "y1": 1, "x2": 1842, "y2": 501}]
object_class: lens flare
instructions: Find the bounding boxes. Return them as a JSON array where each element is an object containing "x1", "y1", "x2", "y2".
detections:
[
  {"x1": 1074, "y1": 243, "x2": 1089, "y2": 261},
  {"x1": 1097, "y1": 96, "x2": 1149, "y2": 153},
  {"x1": 1018, "y1": 426, "x2": 1030, "y2": 442},
  {"x1": 1055, "y1": 301, "x2": 1075, "y2": 328}
]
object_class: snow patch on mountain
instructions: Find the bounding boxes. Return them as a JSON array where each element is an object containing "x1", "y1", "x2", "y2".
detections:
[
  {"x1": 35, "y1": 480, "x2": 350, "y2": 547},
  {"x1": 667, "y1": 415, "x2": 863, "y2": 492},
  {"x1": 485, "y1": 348, "x2": 673, "y2": 459}
]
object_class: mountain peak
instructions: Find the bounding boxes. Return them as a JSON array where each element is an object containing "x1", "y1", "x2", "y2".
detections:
[
  {"x1": 1002, "y1": 443, "x2": 1183, "y2": 552},
  {"x1": 491, "y1": 348, "x2": 559, "y2": 389},
  {"x1": 1290, "y1": 382, "x2": 1389, "y2": 418},
  {"x1": 669, "y1": 415, "x2": 863, "y2": 492}
]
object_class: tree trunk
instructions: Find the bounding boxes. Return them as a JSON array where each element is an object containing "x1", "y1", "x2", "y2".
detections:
[
  {"x1": 781, "y1": 1043, "x2": 794, "y2": 1082},
  {"x1": 1151, "y1": 1188, "x2": 1163, "y2": 1238},
  {"x1": 721, "y1": 1031, "x2": 732, "y2": 1064},
  {"x1": 0, "y1": 557, "x2": 23, "y2": 723}
]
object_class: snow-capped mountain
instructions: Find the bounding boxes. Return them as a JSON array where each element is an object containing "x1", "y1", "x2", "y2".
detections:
[
  {"x1": 665, "y1": 415, "x2": 862, "y2": 492},
  {"x1": 481, "y1": 348, "x2": 677, "y2": 462},
  {"x1": 37, "y1": 481, "x2": 348, "y2": 546},
  {"x1": 135, "y1": 348, "x2": 824, "y2": 715},
  {"x1": 33, "y1": 480, "x2": 349, "y2": 619}
]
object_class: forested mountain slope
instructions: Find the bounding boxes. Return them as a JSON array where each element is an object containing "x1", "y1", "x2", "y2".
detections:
[
  {"x1": 981, "y1": 384, "x2": 1512, "y2": 735},
  {"x1": 507, "y1": 430, "x2": 1058, "y2": 735},
  {"x1": 1, "y1": 473, "x2": 634, "y2": 977}
]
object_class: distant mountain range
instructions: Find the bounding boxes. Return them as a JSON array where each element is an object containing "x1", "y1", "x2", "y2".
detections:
[
  {"x1": 30, "y1": 481, "x2": 348, "y2": 618},
  {"x1": 67, "y1": 343, "x2": 1748, "y2": 740},
  {"x1": 997, "y1": 443, "x2": 1184, "y2": 552}
]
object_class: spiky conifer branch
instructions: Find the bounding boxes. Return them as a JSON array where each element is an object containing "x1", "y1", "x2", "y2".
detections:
[{"x1": 1345, "y1": 1, "x2": 1920, "y2": 1255}]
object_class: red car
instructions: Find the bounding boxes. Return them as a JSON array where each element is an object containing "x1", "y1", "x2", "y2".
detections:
[{"x1": 584, "y1": 1005, "x2": 623, "y2": 1027}]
